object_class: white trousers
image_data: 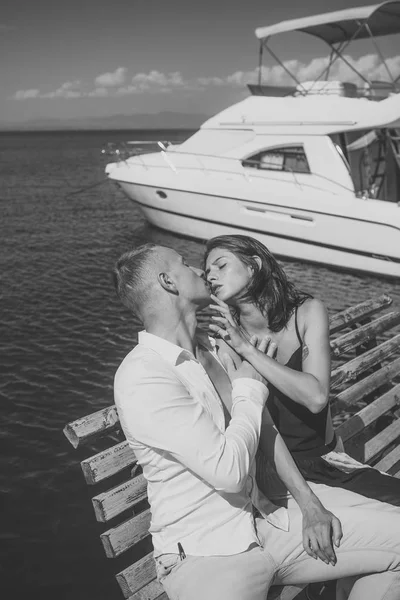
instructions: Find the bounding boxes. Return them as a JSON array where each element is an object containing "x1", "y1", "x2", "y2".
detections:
[{"x1": 157, "y1": 483, "x2": 400, "y2": 600}]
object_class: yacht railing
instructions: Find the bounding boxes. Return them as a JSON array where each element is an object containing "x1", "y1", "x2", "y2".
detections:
[{"x1": 103, "y1": 141, "x2": 356, "y2": 195}]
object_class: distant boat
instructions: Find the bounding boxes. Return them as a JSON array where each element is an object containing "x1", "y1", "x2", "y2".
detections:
[{"x1": 105, "y1": 1, "x2": 400, "y2": 278}]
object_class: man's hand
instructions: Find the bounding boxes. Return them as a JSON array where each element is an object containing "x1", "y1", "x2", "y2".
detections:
[
  {"x1": 220, "y1": 325, "x2": 277, "y2": 387},
  {"x1": 301, "y1": 497, "x2": 343, "y2": 566},
  {"x1": 220, "y1": 352, "x2": 266, "y2": 386}
]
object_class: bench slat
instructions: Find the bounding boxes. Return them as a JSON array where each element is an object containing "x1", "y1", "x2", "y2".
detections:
[
  {"x1": 127, "y1": 581, "x2": 165, "y2": 600},
  {"x1": 330, "y1": 312, "x2": 400, "y2": 357},
  {"x1": 82, "y1": 441, "x2": 136, "y2": 485},
  {"x1": 337, "y1": 384, "x2": 400, "y2": 443},
  {"x1": 92, "y1": 474, "x2": 147, "y2": 523},
  {"x1": 117, "y1": 552, "x2": 156, "y2": 598},
  {"x1": 63, "y1": 405, "x2": 120, "y2": 449},
  {"x1": 333, "y1": 356, "x2": 400, "y2": 407},
  {"x1": 328, "y1": 294, "x2": 392, "y2": 334},
  {"x1": 331, "y1": 334, "x2": 400, "y2": 391},
  {"x1": 363, "y1": 419, "x2": 400, "y2": 463},
  {"x1": 374, "y1": 445, "x2": 400, "y2": 473},
  {"x1": 119, "y1": 554, "x2": 304, "y2": 600},
  {"x1": 101, "y1": 510, "x2": 151, "y2": 558}
]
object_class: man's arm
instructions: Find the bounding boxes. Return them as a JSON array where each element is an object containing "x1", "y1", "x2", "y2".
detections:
[{"x1": 115, "y1": 362, "x2": 268, "y2": 493}]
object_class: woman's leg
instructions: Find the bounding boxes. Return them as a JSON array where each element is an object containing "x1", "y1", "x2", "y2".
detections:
[{"x1": 296, "y1": 455, "x2": 400, "y2": 506}]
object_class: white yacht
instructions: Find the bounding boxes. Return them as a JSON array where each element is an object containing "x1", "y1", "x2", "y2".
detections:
[{"x1": 105, "y1": 2, "x2": 400, "y2": 278}]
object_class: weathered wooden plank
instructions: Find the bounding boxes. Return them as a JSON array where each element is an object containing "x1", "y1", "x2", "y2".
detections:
[
  {"x1": 101, "y1": 510, "x2": 151, "y2": 558},
  {"x1": 331, "y1": 334, "x2": 400, "y2": 391},
  {"x1": 127, "y1": 580, "x2": 165, "y2": 600},
  {"x1": 333, "y1": 356, "x2": 400, "y2": 407},
  {"x1": 119, "y1": 555, "x2": 303, "y2": 600},
  {"x1": 330, "y1": 312, "x2": 400, "y2": 357},
  {"x1": 364, "y1": 419, "x2": 400, "y2": 463},
  {"x1": 374, "y1": 445, "x2": 400, "y2": 473},
  {"x1": 92, "y1": 474, "x2": 147, "y2": 523},
  {"x1": 117, "y1": 552, "x2": 156, "y2": 598},
  {"x1": 63, "y1": 405, "x2": 120, "y2": 449},
  {"x1": 336, "y1": 384, "x2": 400, "y2": 442},
  {"x1": 329, "y1": 294, "x2": 392, "y2": 334},
  {"x1": 336, "y1": 384, "x2": 400, "y2": 441},
  {"x1": 336, "y1": 383, "x2": 400, "y2": 441},
  {"x1": 81, "y1": 441, "x2": 136, "y2": 485}
]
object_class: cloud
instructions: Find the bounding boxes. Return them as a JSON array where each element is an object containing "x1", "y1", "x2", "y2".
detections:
[
  {"x1": 13, "y1": 81, "x2": 82, "y2": 100},
  {"x1": 41, "y1": 80, "x2": 82, "y2": 99},
  {"x1": 12, "y1": 53, "x2": 400, "y2": 101},
  {"x1": 131, "y1": 70, "x2": 185, "y2": 91},
  {"x1": 95, "y1": 67, "x2": 126, "y2": 87},
  {"x1": 0, "y1": 24, "x2": 15, "y2": 32},
  {"x1": 14, "y1": 89, "x2": 40, "y2": 100},
  {"x1": 87, "y1": 87, "x2": 109, "y2": 97}
]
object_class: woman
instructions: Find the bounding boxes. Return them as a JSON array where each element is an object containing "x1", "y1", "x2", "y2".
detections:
[{"x1": 204, "y1": 234, "x2": 400, "y2": 506}]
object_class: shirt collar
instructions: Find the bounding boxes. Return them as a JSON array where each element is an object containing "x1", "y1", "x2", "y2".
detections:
[
  {"x1": 138, "y1": 331, "x2": 197, "y2": 366},
  {"x1": 138, "y1": 329, "x2": 217, "y2": 366}
]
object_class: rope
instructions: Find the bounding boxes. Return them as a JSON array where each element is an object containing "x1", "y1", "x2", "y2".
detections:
[{"x1": 63, "y1": 178, "x2": 109, "y2": 199}]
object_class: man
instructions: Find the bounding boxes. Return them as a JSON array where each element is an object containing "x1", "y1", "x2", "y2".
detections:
[{"x1": 113, "y1": 243, "x2": 400, "y2": 600}]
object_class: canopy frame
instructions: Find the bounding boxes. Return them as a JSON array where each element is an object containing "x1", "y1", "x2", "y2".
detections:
[{"x1": 256, "y1": 3, "x2": 400, "y2": 95}]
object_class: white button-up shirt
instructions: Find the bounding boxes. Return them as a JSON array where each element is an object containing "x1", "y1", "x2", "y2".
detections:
[{"x1": 114, "y1": 330, "x2": 288, "y2": 557}]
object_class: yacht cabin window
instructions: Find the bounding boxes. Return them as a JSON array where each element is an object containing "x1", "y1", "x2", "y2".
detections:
[{"x1": 242, "y1": 145, "x2": 310, "y2": 174}]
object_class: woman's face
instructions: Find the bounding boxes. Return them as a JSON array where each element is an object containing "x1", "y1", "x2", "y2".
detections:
[{"x1": 205, "y1": 248, "x2": 253, "y2": 304}]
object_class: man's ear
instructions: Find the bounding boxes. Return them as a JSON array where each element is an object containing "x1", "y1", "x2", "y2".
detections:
[
  {"x1": 157, "y1": 272, "x2": 178, "y2": 294},
  {"x1": 251, "y1": 255, "x2": 262, "y2": 272}
]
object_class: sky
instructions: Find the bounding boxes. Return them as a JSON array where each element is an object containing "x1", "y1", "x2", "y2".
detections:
[{"x1": 1, "y1": 0, "x2": 400, "y2": 126}]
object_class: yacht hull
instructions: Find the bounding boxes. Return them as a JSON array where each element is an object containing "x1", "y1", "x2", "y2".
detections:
[{"x1": 115, "y1": 180, "x2": 400, "y2": 279}]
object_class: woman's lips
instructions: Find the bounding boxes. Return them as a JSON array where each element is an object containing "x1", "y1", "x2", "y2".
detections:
[{"x1": 211, "y1": 284, "x2": 222, "y2": 295}]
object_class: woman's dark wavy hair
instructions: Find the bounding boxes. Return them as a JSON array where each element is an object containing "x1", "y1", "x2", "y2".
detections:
[{"x1": 204, "y1": 235, "x2": 312, "y2": 332}]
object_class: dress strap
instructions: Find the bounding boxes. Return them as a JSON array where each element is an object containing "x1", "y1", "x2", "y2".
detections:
[{"x1": 294, "y1": 306, "x2": 302, "y2": 345}]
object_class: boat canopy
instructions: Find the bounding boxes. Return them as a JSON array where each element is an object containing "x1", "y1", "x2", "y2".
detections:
[
  {"x1": 255, "y1": 1, "x2": 400, "y2": 45},
  {"x1": 202, "y1": 94, "x2": 400, "y2": 135}
]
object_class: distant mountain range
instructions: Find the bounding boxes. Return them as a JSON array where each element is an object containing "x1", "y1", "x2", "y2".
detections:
[{"x1": 0, "y1": 111, "x2": 212, "y2": 131}]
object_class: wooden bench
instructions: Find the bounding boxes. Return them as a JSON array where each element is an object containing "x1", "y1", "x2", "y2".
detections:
[{"x1": 63, "y1": 294, "x2": 400, "y2": 600}]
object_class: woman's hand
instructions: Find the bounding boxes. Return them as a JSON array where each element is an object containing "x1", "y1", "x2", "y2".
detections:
[
  {"x1": 209, "y1": 294, "x2": 276, "y2": 358},
  {"x1": 208, "y1": 294, "x2": 250, "y2": 355},
  {"x1": 301, "y1": 497, "x2": 343, "y2": 566}
]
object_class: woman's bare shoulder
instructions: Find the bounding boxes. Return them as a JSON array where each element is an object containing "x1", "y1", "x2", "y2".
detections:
[{"x1": 298, "y1": 297, "x2": 329, "y2": 327}]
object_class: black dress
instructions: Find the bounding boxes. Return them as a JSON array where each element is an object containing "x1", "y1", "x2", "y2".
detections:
[{"x1": 267, "y1": 307, "x2": 400, "y2": 506}]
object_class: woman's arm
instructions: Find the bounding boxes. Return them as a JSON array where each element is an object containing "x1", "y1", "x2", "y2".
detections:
[
  {"x1": 210, "y1": 297, "x2": 331, "y2": 414},
  {"x1": 259, "y1": 407, "x2": 342, "y2": 565}
]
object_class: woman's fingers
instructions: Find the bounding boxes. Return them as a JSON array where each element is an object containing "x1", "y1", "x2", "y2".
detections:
[
  {"x1": 256, "y1": 337, "x2": 277, "y2": 359},
  {"x1": 211, "y1": 315, "x2": 228, "y2": 324},
  {"x1": 209, "y1": 323, "x2": 227, "y2": 337},
  {"x1": 266, "y1": 341, "x2": 277, "y2": 358},
  {"x1": 257, "y1": 337, "x2": 270, "y2": 353},
  {"x1": 210, "y1": 294, "x2": 228, "y2": 308},
  {"x1": 209, "y1": 298, "x2": 236, "y2": 326},
  {"x1": 332, "y1": 516, "x2": 343, "y2": 548},
  {"x1": 302, "y1": 533, "x2": 318, "y2": 560},
  {"x1": 249, "y1": 335, "x2": 258, "y2": 347}
]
